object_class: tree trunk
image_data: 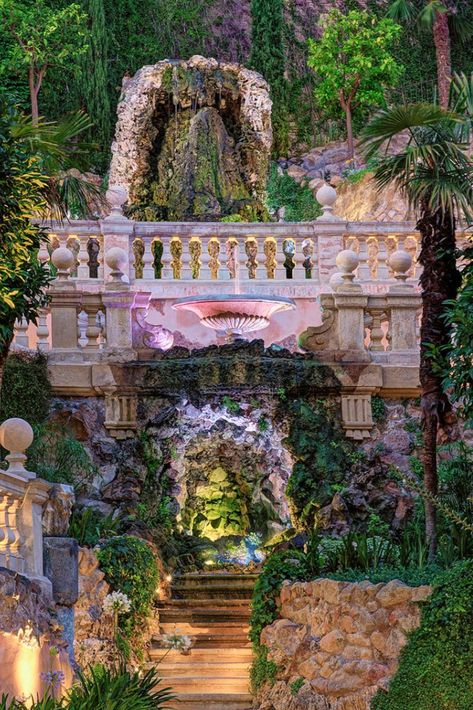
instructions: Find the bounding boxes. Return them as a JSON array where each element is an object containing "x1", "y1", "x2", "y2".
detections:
[
  {"x1": 28, "y1": 63, "x2": 39, "y2": 125},
  {"x1": 433, "y1": 11, "x2": 451, "y2": 108},
  {"x1": 417, "y1": 205, "x2": 460, "y2": 560},
  {"x1": 345, "y1": 102, "x2": 354, "y2": 162}
]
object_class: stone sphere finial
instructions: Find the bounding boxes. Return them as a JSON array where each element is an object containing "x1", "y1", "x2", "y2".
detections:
[
  {"x1": 315, "y1": 183, "x2": 339, "y2": 221},
  {"x1": 388, "y1": 249, "x2": 412, "y2": 284},
  {"x1": 105, "y1": 247, "x2": 128, "y2": 286},
  {"x1": 336, "y1": 249, "x2": 359, "y2": 285},
  {"x1": 105, "y1": 185, "x2": 129, "y2": 221},
  {"x1": 51, "y1": 246, "x2": 75, "y2": 281},
  {"x1": 0, "y1": 418, "x2": 35, "y2": 479}
]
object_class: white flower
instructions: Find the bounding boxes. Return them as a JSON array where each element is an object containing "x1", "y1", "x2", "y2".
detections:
[
  {"x1": 103, "y1": 591, "x2": 132, "y2": 615},
  {"x1": 161, "y1": 631, "x2": 193, "y2": 653}
]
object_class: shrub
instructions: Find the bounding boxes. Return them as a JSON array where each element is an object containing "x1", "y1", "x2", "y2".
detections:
[
  {"x1": 97, "y1": 536, "x2": 159, "y2": 635},
  {"x1": 250, "y1": 646, "x2": 278, "y2": 692},
  {"x1": 266, "y1": 163, "x2": 322, "y2": 222},
  {"x1": 67, "y1": 508, "x2": 122, "y2": 547},
  {"x1": 371, "y1": 560, "x2": 473, "y2": 710},
  {"x1": 0, "y1": 352, "x2": 51, "y2": 426},
  {"x1": 28, "y1": 422, "x2": 97, "y2": 487}
]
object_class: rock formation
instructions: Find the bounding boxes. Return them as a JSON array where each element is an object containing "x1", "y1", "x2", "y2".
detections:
[{"x1": 110, "y1": 56, "x2": 272, "y2": 221}]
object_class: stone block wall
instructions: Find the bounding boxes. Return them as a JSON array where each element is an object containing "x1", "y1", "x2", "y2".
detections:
[{"x1": 257, "y1": 578, "x2": 431, "y2": 710}]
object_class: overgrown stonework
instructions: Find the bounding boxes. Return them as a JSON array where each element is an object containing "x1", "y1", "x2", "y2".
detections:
[
  {"x1": 257, "y1": 578, "x2": 432, "y2": 710},
  {"x1": 110, "y1": 55, "x2": 272, "y2": 220}
]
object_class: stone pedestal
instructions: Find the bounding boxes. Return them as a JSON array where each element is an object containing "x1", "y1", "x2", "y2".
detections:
[{"x1": 101, "y1": 291, "x2": 136, "y2": 350}]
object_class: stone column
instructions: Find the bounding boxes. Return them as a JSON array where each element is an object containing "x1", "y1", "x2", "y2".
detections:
[
  {"x1": 387, "y1": 249, "x2": 421, "y2": 365},
  {"x1": 101, "y1": 247, "x2": 136, "y2": 352},
  {"x1": 101, "y1": 186, "x2": 133, "y2": 283},
  {"x1": 49, "y1": 247, "x2": 82, "y2": 352},
  {"x1": 315, "y1": 183, "x2": 347, "y2": 287},
  {"x1": 333, "y1": 249, "x2": 369, "y2": 359}
]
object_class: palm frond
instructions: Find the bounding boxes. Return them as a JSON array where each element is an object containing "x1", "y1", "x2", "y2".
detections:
[
  {"x1": 418, "y1": 1, "x2": 448, "y2": 30},
  {"x1": 386, "y1": 0, "x2": 415, "y2": 23}
]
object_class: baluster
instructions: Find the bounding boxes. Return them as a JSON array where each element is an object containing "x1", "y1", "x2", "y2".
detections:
[
  {"x1": 96, "y1": 310, "x2": 106, "y2": 349},
  {"x1": 368, "y1": 309, "x2": 386, "y2": 351},
  {"x1": 14, "y1": 318, "x2": 29, "y2": 348},
  {"x1": 282, "y1": 238, "x2": 295, "y2": 279},
  {"x1": 302, "y1": 238, "x2": 315, "y2": 280},
  {"x1": 97, "y1": 237, "x2": 104, "y2": 281},
  {"x1": 404, "y1": 235, "x2": 418, "y2": 279},
  {"x1": 170, "y1": 236, "x2": 183, "y2": 279},
  {"x1": 77, "y1": 310, "x2": 88, "y2": 348},
  {"x1": 132, "y1": 238, "x2": 145, "y2": 279},
  {"x1": 245, "y1": 237, "x2": 258, "y2": 279},
  {"x1": 36, "y1": 310, "x2": 50, "y2": 351},
  {"x1": 189, "y1": 237, "x2": 202, "y2": 279},
  {"x1": 87, "y1": 238, "x2": 100, "y2": 278},
  {"x1": 77, "y1": 236, "x2": 90, "y2": 279},
  {"x1": 385, "y1": 235, "x2": 398, "y2": 278},
  {"x1": 152, "y1": 238, "x2": 164, "y2": 279},
  {"x1": 263, "y1": 237, "x2": 277, "y2": 279},
  {"x1": 366, "y1": 237, "x2": 379, "y2": 281},
  {"x1": 142, "y1": 237, "x2": 155, "y2": 279},
  {"x1": 67, "y1": 237, "x2": 80, "y2": 277},
  {"x1": 208, "y1": 237, "x2": 221, "y2": 280},
  {"x1": 225, "y1": 237, "x2": 238, "y2": 279}
]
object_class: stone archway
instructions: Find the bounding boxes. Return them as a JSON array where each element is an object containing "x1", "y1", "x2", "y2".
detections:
[{"x1": 150, "y1": 401, "x2": 293, "y2": 543}]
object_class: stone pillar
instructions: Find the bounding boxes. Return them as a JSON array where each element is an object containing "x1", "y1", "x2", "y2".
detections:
[
  {"x1": 0, "y1": 418, "x2": 52, "y2": 596},
  {"x1": 333, "y1": 249, "x2": 369, "y2": 358},
  {"x1": 387, "y1": 250, "x2": 421, "y2": 365},
  {"x1": 101, "y1": 247, "x2": 136, "y2": 351},
  {"x1": 101, "y1": 186, "x2": 133, "y2": 283},
  {"x1": 315, "y1": 184, "x2": 347, "y2": 287},
  {"x1": 49, "y1": 247, "x2": 82, "y2": 351}
]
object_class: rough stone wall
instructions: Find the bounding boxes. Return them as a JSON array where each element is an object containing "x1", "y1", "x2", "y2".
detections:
[
  {"x1": 257, "y1": 577, "x2": 431, "y2": 710},
  {"x1": 74, "y1": 547, "x2": 115, "y2": 669},
  {"x1": 0, "y1": 567, "x2": 73, "y2": 699}
]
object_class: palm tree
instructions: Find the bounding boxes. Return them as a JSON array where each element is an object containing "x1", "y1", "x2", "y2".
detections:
[
  {"x1": 387, "y1": 1, "x2": 468, "y2": 107},
  {"x1": 360, "y1": 86, "x2": 473, "y2": 559}
]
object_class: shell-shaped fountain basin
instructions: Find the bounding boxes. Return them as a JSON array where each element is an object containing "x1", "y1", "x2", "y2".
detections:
[{"x1": 172, "y1": 294, "x2": 296, "y2": 339}]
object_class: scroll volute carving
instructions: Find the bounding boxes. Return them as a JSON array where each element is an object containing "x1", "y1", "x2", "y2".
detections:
[{"x1": 299, "y1": 294, "x2": 339, "y2": 352}]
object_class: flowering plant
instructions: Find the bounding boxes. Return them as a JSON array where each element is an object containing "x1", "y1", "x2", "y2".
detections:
[
  {"x1": 161, "y1": 630, "x2": 193, "y2": 654},
  {"x1": 103, "y1": 591, "x2": 132, "y2": 615}
]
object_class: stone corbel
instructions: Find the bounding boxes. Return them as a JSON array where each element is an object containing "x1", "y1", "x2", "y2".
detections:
[
  {"x1": 104, "y1": 390, "x2": 138, "y2": 440},
  {"x1": 341, "y1": 393, "x2": 374, "y2": 440},
  {"x1": 298, "y1": 294, "x2": 339, "y2": 352}
]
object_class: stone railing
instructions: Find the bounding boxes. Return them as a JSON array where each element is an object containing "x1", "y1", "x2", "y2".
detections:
[
  {"x1": 35, "y1": 185, "x2": 424, "y2": 299},
  {"x1": 0, "y1": 418, "x2": 52, "y2": 595}
]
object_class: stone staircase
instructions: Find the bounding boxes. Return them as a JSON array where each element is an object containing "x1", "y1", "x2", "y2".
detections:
[{"x1": 149, "y1": 572, "x2": 258, "y2": 709}]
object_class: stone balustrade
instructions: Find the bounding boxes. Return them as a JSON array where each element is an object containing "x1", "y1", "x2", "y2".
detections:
[{"x1": 0, "y1": 418, "x2": 52, "y2": 596}]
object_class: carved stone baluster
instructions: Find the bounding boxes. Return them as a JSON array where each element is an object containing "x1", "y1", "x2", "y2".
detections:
[
  {"x1": 77, "y1": 310, "x2": 88, "y2": 348},
  {"x1": 36, "y1": 310, "x2": 50, "y2": 351},
  {"x1": 226, "y1": 237, "x2": 238, "y2": 279},
  {"x1": 282, "y1": 238, "x2": 295, "y2": 279},
  {"x1": 76, "y1": 236, "x2": 89, "y2": 279},
  {"x1": 245, "y1": 237, "x2": 258, "y2": 279},
  {"x1": 152, "y1": 239, "x2": 164, "y2": 279},
  {"x1": 87, "y1": 238, "x2": 100, "y2": 278},
  {"x1": 170, "y1": 237, "x2": 183, "y2": 279},
  {"x1": 385, "y1": 235, "x2": 398, "y2": 278},
  {"x1": 404, "y1": 235, "x2": 418, "y2": 279},
  {"x1": 142, "y1": 237, "x2": 155, "y2": 279},
  {"x1": 189, "y1": 237, "x2": 202, "y2": 279},
  {"x1": 67, "y1": 237, "x2": 80, "y2": 277},
  {"x1": 302, "y1": 239, "x2": 314, "y2": 279},
  {"x1": 208, "y1": 237, "x2": 221, "y2": 280},
  {"x1": 264, "y1": 237, "x2": 277, "y2": 279},
  {"x1": 132, "y1": 238, "x2": 145, "y2": 279},
  {"x1": 0, "y1": 496, "x2": 23, "y2": 572},
  {"x1": 14, "y1": 318, "x2": 29, "y2": 348},
  {"x1": 368, "y1": 309, "x2": 386, "y2": 351},
  {"x1": 366, "y1": 237, "x2": 379, "y2": 281}
]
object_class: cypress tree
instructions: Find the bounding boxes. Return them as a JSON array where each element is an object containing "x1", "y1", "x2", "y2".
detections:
[
  {"x1": 79, "y1": 0, "x2": 111, "y2": 171},
  {"x1": 249, "y1": 0, "x2": 288, "y2": 155}
]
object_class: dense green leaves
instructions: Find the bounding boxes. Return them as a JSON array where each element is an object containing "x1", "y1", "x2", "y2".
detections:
[{"x1": 372, "y1": 560, "x2": 473, "y2": 709}]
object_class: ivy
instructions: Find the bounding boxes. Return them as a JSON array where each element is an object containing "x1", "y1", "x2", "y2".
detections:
[
  {"x1": 372, "y1": 560, "x2": 473, "y2": 710},
  {"x1": 97, "y1": 535, "x2": 159, "y2": 635}
]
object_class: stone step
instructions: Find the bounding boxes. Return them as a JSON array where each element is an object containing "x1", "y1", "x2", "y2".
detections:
[
  {"x1": 171, "y1": 573, "x2": 257, "y2": 600},
  {"x1": 158, "y1": 662, "x2": 250, "y2": 678},
  {"x1": 168, "y1": 693, "x2": 253, "y2": 709},
  {"x1": 158, "y1": 605, "x2": 251, "y2": 624},
  {"x1": 159, "y1": 622, "x2": 250, "y2": 635},
  {"x1": 161, "y1": 676, "x2": 250, "y2": 694},
  {"x1": 150, "y1": 647, "x2": 253, "y2": 664}
]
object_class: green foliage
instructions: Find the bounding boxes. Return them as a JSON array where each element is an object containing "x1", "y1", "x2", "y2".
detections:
[
  {"x1": 67, "y1": 507, "x2": 122, "y2": 547},
  {"x1": 371, "y1": 395, "x2": 387, "y2": 423},
  {"x1": 249, "y1": 0, "x2": 288, "y2": 154},
  {"x1": 0, "y1": 99, "x2": 52, "y2": 354},
  {"x1": 0, "y1": 0, "x2": 88, "y2": 120},
  {"x1": 249, "y1": 549, "x2": 309, "y2": 648},
  {"x1": 308, "y1": 10, "x2": 402, "y2": 155},
  {"x1": 265, "y1": 163, "x2": 322, "y2": 222},
  {"x1": 67, "y1": 664, "x2": 174, "y2": 709},
  {"x1": 250, "y1": 646, "x2": 279, "y2": 692},
  {"x1": 371, "y1": 560, "x2": 473, "y2": 710},
  {"x1": 97, "y1": 535, "x2": 159, "y2": 635},
  {"x1": 222, "y1": 395, "x2": 241, "y2": 413},
  {"x1": 0, "y1": 352, "x2": 51, "y2": 425},
  {"x1": 28, "y1": 422, "x2": 97, "y2": 487},
  {"x1": 320, "y1": 532, "x2": 400, "y2": 574},
  {"x1": 284, "y1": 399, "x2": 350, "y2": 528},
  {"x1": 290, "y1": 678, "x2": 305, "y2": 696}
]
